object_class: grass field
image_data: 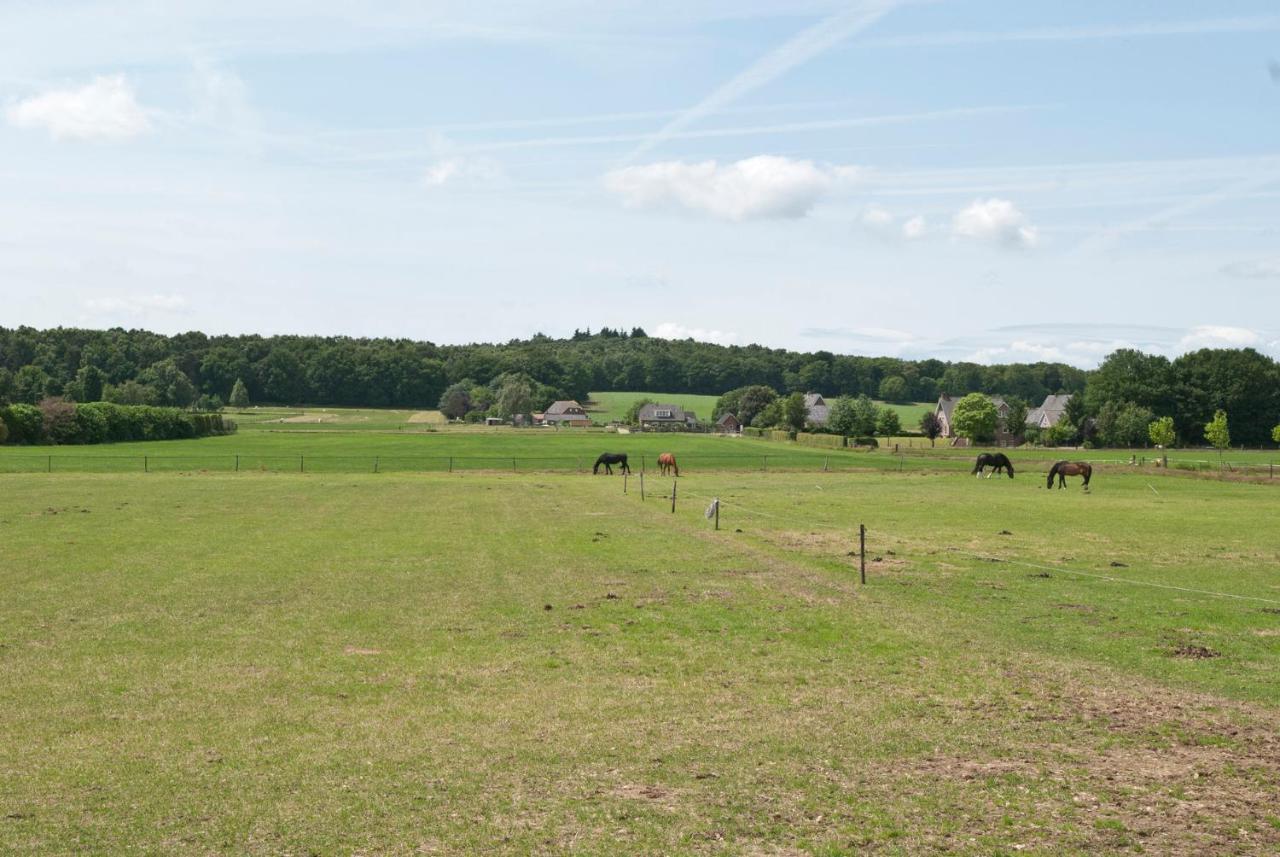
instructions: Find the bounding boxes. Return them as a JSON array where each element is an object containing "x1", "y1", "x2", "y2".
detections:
[
  {"x1": 2, "y1": 441, "x2": 1279, "y2": 853},
  {"x1": 586, "y1": 392, "x2": 935, "y2": 427}
]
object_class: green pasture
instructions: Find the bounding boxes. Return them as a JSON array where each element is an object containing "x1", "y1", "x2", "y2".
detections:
[{"x1": 2, "y1": 464, "x2": 1277, "y2": 854}]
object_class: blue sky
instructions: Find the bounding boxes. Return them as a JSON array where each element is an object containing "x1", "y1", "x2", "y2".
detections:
[{"x1": 2, "y1": 0, "x2": 1278, "y2": 366}]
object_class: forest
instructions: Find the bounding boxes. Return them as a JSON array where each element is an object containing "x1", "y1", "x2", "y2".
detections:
[{"x1": 0, "y1": 325, "x2": 1276, "y2": 445}]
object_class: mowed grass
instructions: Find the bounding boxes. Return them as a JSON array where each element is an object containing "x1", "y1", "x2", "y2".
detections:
[{"x1": 2, "y1": 466, "x2": 1278, "y2": 854}]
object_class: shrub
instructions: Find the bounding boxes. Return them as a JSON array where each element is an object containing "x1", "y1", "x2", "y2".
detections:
[
  {"x1": 0, "y1": 414, "x2": 7, "y2": 444},
  {"x1": 851, "y1": 436, "x2": 879, "y2": 448},
  {"x1": 0, "y1": 404, "x2": 44, "y2": 444},
  {"x1": 743, "y1": 426, "x2": 766, "y2": 438}
]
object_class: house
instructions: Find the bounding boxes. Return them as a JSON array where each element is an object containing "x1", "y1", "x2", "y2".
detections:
[
  {"x1": 804, "y1": 393, "x2": 829, "y2": 427},
  {"x1": 935, "y1": 394, "x2": 1010, "y2": 438},
  {"x1": 1026, "y1": 394, "x2": 1073, "y2": 430},
  {"x1": 637, "y1": 403, "x2": 699, "y2": 430},
  {"x1": 716, "y1": 413, "x2": 741, "y2": 434},
  {"x1": 484, "y1": 416, "x2": 505, "y2": 426},
  {"x1": 535, "y1": 400, "x2": 591, "y2": 427}
]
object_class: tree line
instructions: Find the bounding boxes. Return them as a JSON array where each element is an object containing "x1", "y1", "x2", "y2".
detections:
[{"x1": 0, "y1": 327, "x2": 1275, "y2": 446}]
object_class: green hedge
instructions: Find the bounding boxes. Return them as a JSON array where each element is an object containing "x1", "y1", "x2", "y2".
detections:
[
  {"x1": 796, "y1": 432, "x2": 846, "y2": 449},
  {"x1": 743, "y1": 427, "x2": 766, "y2": 438},
  {"x1": 0, "y1": 401, "x2": 237, "y2": 445},
  {"x1": 768, "y1": 429, "x2": 795, "y2": 443}
]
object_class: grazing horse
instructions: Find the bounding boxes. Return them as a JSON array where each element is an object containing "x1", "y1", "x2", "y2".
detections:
[
  {"x1": 972, "y1": 452, "x2": 1015, "y2": 479},
  {"x1": 1047, "y1": 460, "x2": 1092, "y2": 490},
  {"x1": 657, "y1": 452, "x2": 679, "y2": 477},
  {"x1": 593, "y1": 452, "x2": 631, "y2": 475}
]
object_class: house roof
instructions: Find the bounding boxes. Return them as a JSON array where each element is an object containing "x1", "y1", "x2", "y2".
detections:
[
  {"x1": 544, "y1": 400, "x2": 584, "y2": 415},
  {"x1": 1034, "y1": 394, "x2": 1073, "y2": 427},
  {"x1": 936, "y1": 393, "x2": 1008, "y2": 421},
  {"x1": 803, "y1": 393, "x2": 825, "y2": 408},
  {"x1": 716, "y1": 413, "x2": 739, "y2": 425},
  {"x1": 637, "y1": 403, "x2": 695, "y2": 422}
]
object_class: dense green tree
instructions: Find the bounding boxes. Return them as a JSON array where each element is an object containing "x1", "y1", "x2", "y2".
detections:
[
  {"x1": 1272, "y1": 424, "x2": 1280, "y2": 445},
  {"x1": 0, "y1": 413, "x2": 8, "y2": 444},
  {"x1": 624, "y1": 397, "x2": 655, "y2": 425},
  {"x1": 105, "y1": 380, "x2": 158, "y2": 405},
  {"x1": 72, "y1": 364, "x2": 107, "y2": 402},
  {"x1": 952, "y1": 393, "x2": 998, "y2": 442},
  {"x1": 714, "y1": 385, "x2": 777, "y2": 427},
  {"x1": 753, "y1": 400, "x2": 783, "y2": 428},
  {"x1": 782, "y1": 392, "x2": 808, "y2": 432},
  {"x1": 1173, "y1": 349, "x2": 1278, "y2": 445},
  {"x1": 1084, "y1": 349, "x2": 1173, "y2": 415},
  {"x1": 919, "y1": 411, "x2": 942, "y2": 446},
  {"x1": 875, "y1": 408, "x2": 901, "y2": 437},
  {"x1": 1149, "y1": 416, "x2": 1176, "y2": 448},
  {"x1": 878, "y1": 375, "x2": 909, "y2": 403},
  {"x1": 438, "y1": 381, "x2": 473, "y2": 420},
  {"x1": 13, "y1": 365, "x2": 51, "y2": 404},
  {"x1": 1003, "y1": 397, "x2": 1029, "y2": 437},
  {"x1": 491, "y1": 374, "x2": 535, "y2": 420},
  {"x1": 138, "y1": 359, "x2": 197, "y2": 408},
  {"x1": 229, "y1": 378, "x2": 251, "y2": 409},
  {"x1": 849, "y1": 395, "x2": 880, "y2": 437},
  {"x1": 827, "y1": 396, "x2": 856, "y2": 436},
  {"x1": 1204, "y1": 409, "x2": 1230, "y2": 454},
  {"x1": 1095, "y1": 401, "x2": 1156, "y2": 448}
]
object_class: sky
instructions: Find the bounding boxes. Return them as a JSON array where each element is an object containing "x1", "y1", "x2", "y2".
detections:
[{"x1": 1, "y1": 0, "x2": 1278, "y2": 367}]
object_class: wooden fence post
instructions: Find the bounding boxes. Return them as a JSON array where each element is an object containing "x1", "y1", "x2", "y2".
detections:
[
  {"x1": 144, "y1": 455, "x2": 148, "y2": 473},
  {"x1": 671, "y1": 480, "x2": 677, "y2": 514},
  {"x1": 714, "y1": 498, "x2": 719, "y2": 531},
  {"x1": 859, "y1": 524, "x2": 866, "y2": 585},
  {"x1": 374, "y1": 456, "x2": 380, "y2": 474},
  {"x1": 300, "y1": 455, "x2": 305, "y2": 473},
  {"x1": 449, "y1": 456, "x2": 453, "y2": 473},
  {"x1": 623, "y1": 472, "x2": 628, "y2": 494},
  {"x1": 235, "y1": 454, "x2": 239, "y2": 472},
  {"x1": 640, "y1": 471, "x2": 645, "y2": 501}
]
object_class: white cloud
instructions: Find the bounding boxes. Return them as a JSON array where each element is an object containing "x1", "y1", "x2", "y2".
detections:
[
  {"x1": 6, "y1": 74, "x2": 150, "y2": 140},
  {"x1": 1178, "y1": 325, "x2": 1261, "y2": 350},
  {"x1": 604, "y1": 155, "x2": 858, "y2": 221},
  {"x1": 952, "y1": 198, "x2": 1039, "y2": 248},
  {"x1": 1221, "y1": 259, "x2": 1280, "y2": 279},
  {"x1": 84, "y1": 294, "x2": 187, "y2": 314},
  {"x1": 654, "y1": 321, "x2": 738, "y2": 345},
  {"x1": 422, "y1": 157, "x2": 503, "y2": 188},
  {"x1": 860, "y1": 205, "x2": 894, "y2": 230},
  {"x1": 901, "y1": 214, "x2": 928, "y2": 239}
]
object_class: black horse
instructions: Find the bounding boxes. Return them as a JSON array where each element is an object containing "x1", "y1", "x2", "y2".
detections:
[
  {"x1": 593, "y1": 452, "x2": 631, "y2": 475},
  {"x1": 1047, "y1": 460, "x2": 1092, "y2": 490},
  {"x1": 972, "y1": 452, "x2": 1015, "y2": 479}
]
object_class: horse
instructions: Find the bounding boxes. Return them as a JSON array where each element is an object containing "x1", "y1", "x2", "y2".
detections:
[
  {"x1": 1047, "y1": 460, "x2": 1092, "y2": 490},
  {"x1": 657, "y1": 452, "x2": 679, "y2": 477},
  {"x1": 593, "y1": 452, "x2": 631, "y2": 475},
  {"x1": 972, "y1": 452, "x2": 1015, "y2": 479}
]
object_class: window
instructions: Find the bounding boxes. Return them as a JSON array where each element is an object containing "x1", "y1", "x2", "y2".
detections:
[{"x1": 654, "y1": 409, "x2": 673, "y2": 418}]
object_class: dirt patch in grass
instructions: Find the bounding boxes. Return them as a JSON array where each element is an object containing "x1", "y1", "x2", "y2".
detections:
[
  {"x1": 408, "y1": 411, "x2": 445, "y2": 424},
  {"x1": 1170, "y1": 644, "x2": 1220, "y2": 659},
  {"x1": 343, "y1": 646, "x2": 382, "y2": 655}
]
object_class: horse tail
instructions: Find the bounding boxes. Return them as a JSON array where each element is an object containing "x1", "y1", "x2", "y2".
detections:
[{"x1": 1082, "y1": 463, "x2": 1092, "y2": 486}]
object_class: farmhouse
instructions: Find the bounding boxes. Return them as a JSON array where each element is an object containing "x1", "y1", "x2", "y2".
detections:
[
  {"x1": 637, "y1": 403, "x2": 699, "y2": 430},
  {"x1": 535, "y1": 400, "x2": 591, "y2": 427},
  {"x1": 934, "y1": 393, "x2": 1010, "y2": 438},
  {"x1": 1025, "y1": 393, "x2": 1073, "y2": 429},
  {"x1": 716, "y1": 413, "x2": 741, "y2": 434},
  {"x1": 804, "y1": 393, "x2": 829, "y2": 427}
]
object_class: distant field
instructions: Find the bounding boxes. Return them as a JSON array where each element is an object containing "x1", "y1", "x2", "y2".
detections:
[
  {"x1": 586, "y1": 391, "x2": 721, "y2": 423},
  {"x1": 3, "y1": 462, "x2": 1278, "y2": 853}
]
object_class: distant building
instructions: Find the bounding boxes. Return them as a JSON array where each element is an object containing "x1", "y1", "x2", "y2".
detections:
[
  {"x1": 935, "y1": 393, "x2": 1010, "y2": 438},
  {"x1": 484, "y1": 416, "x2": 505, "y2": 426},
  {"x1": 1026, "y1": 394, "x2": 1073, "y2": 429},
  {"x1": 804, "y1": 393, "x2": 829, "y2": 427},
  {"x1": 534, "y1": 400, "x2": 591, "y2": 427},
  {"x1": 637, "y1": 403, "x2": 698, "y2": 430},
  {"x1": 716, "y1": 413, "x2": 741, "y2": 434}
]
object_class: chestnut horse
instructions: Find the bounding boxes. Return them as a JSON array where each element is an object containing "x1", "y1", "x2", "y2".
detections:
[
  {"x1": 1047, "y1": 460, "x2": 1092, "y2": 489},
  {"x1": 657, "y1": 452, "x2": 679, "y2": 477}
]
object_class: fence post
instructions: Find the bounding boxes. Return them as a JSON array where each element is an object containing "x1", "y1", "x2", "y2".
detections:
[
  {"x1": 300, "y1": 454, "x2": 304, "y2": 473},
  {"x1": 624, "y1": 472, "x2": 628, "y2": 494},
  {"x1": 374, "y1": 456, "x2": 379, "y2": 474},
  {"x1": 859, "y1": 524, "x2": 866, "y2": 585},
  {"x1": 824, "y1": 457, "x2": 829, "y2": 472},
  {"x1": 47, "y1": 455, "x2": 51, "y2": 474},
  {"x1": 671, "y1": 480, "x2": 677, "y2": 514},
  {"x1": 449, "y1": 456, "x2": 453, "y2": 473},
  {"x1": 763, "y1": 455, "x2": 768, "y2": 472},
  {"x1": 640, "y1": 471, "x2": 645, "y2": 501},
  {"x1": 715, "y1": 497, "x2": 720, "y2": 531},
  {"x1": 235, "y1": 454, "x2": 240, "y2": 472},
  {"x1": 642, "y1": 454, "x2": 646, "y2": 473},
  {"x1": 513, "y1": 457, "x2": 517, "y2": 473},
  {"x1": 144, "y1": 455, "x2": 148, "y2": 473}
]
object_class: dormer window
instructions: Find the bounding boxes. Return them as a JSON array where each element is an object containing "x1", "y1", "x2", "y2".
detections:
[{"x1": 655, "y1": 409, "x2": 673, "y2": 418}]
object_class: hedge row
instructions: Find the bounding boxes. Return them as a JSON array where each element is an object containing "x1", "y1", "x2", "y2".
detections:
[
  {"x1": 768, "y1": 429, "x2": 795, "y2": 443},
  {"x1": 796, "y1": 432, "x2": 845, "y2": 449},
  {"x1": 0, "y1": 402, "x2": 237, "y2": 445}
]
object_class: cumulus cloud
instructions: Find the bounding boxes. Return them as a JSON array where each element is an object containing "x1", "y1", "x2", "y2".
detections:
[
  {"x1": 604, "y1": 155, "x2": 858, "y2": 221},
  {"x1": 6, "y1": 74, "x2": 150, "y2": 140},
  {"x1": 1178, "y1": 325, "x2": 1261, "y2": 350},
  {"x1": 901, "y1": 214, "x2": 928, "y2": 240},
  {"x1": 952, "y1": 198, "x2": 1039, "y2": 248},
  {"x1": 1221, "y1": 258, "x2": 1280, "y2": 279},
  {"x1": 860, "y1": 205, "x2": 894, "y2": 230},
  {"x1": 654, "y1": 321, "x2": 738, "y2": 346},
  {"x1": 422, "y1": 156, "x2": 503, "y2": 188}
]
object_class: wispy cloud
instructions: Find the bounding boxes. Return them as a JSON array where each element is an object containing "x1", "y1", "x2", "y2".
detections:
[
  {"x1": 622, "y1": 0, "x2": 901, "y2": 164},
  {"x1": 83, "y1": 293, "x2": 188, "y2": 315},
  {"x1": 1222, "y1": 259, "x2": 1280, "y2": 279},
  {"x1": 654, "y1": 321, "x2": 737, "y2": 345},
  {"x1": 604, "y1": 155, "x2": 858, "y2": 221},
  {"x1": 422, "y1": 157, "x2": 504, "y2": 188},
  {"x1": 869, "y1": 14, "x2": 1280, "y2": 48},
  {"x1": 6, "y1": 74, "x2": 150, "y2": 140}
]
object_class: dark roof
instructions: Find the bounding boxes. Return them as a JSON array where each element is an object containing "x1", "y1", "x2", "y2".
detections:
[
  {"x1": 545, "y1": 400, "x2": 585, "y2": 415},
  {"x1": 637, "y1": 403, "x2": 696, "y2": 422}
]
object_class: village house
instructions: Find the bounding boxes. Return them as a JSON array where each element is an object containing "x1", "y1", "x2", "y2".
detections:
[
  {"x1": 934, "y1": 393, "x2": 1011, "y2": 439},
  {"x1": 716, "y1": 413, "x2": 741, "y2": 434},
  {"x1": 804, "y1": 393, "x2": 829, "y2": 427},
  {"x1": 636, "y1": 403, "x2": 699, "y2": 430},
  {"x1": 533, "y1": 400, "x2": 592, "y2": 427},
  {"x1": 1025, "y1": 394, "x2": 1073, "y2": 430}
]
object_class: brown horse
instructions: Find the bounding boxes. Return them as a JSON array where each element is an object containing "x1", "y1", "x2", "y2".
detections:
[
  {"x1": 1047, "y1": 460, "x2": 1092, "y2": 489},
  {"x1": 657, "y1": 452, "x2": 679, "y2": 477}
]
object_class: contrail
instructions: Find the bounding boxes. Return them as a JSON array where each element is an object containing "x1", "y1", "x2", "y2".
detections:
[{"x1": 620, "y1": 0, "x2": 902, "y2": 165}]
